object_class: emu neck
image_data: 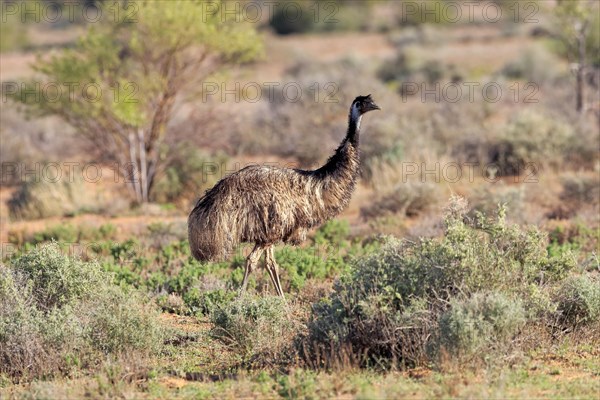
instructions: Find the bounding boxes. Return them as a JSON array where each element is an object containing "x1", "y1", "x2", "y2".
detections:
[
  {"x1": 347, "y1": 105, "x2": 362, "y2": 146},
  {"x1": 315, "y1": 107, "x2": 361, "y2": 182}
]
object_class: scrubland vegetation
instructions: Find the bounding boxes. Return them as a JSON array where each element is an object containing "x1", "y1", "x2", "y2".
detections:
[{"x1": 1, "y1": 0, "x2": 600, "y2": 398}]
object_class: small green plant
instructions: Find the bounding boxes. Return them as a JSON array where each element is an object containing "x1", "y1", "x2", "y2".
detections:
[
  {"x1": 10, "y1": 241, "x2": 104, "y2": 310},
  {"x1": 0, "y1": 243, "x2": 163, "y2": 381},
  {"x1": 183, "y1": 288, "x2": 235, "y2": 316},
  {"x1": 313, "y1": 219, "x2": 350, "y2": 247},
  {"x1": 437, "y1": 292, "x2": 526, "y2": 358},
  {"x1": 210, "y1": 295, "x2": 297, "y2": 367},
  {"x1": 555, "y1": 274, "x2": 600, "y2": 326}
]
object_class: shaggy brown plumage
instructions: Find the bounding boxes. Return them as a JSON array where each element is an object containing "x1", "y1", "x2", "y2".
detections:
[{"x1": 188, "y1": 95, "x2": 380, "y2": 296}]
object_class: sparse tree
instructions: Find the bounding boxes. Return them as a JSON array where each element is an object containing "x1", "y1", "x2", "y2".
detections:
[
  {"x1": 555, "y1": 0, "x2": 599, "y2": 113},
  {"x1": 12, "y1": 0, "x2": 262, "y2": 203}
]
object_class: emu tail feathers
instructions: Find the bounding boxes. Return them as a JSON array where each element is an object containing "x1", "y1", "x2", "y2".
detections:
[{"x1": 188, "y1": 199, "x2": 239, "y2": 262}]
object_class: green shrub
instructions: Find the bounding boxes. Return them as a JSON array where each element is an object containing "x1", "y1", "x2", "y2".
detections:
[
  {"x1": 211, "y1": 296, "x2": 297, "y2": 367},
  {"x1": 378, "y1": 50, "x2": 464, "y2": 90},
  {"x1": 437, "y1": 292, "x2": 526, "y2": 358},
  {"x1": 10, "y1": 242, "x2": 104, "y2": 310},
  {"x1": 307, "y1": 197, "x2": 576, "y2": 368},
  {"x1": 183, "y1": 287, "x2": 235, "y2": 316},
  {"x1": 87, "y1": 286, "x2": 163, "y2": 355},
  {"x1": 0, "y1": 243, "x2": 163, "y2": 381},
  {"x1": 556, "y1": 274, "x2": 600, "y2": 326},
  {"x1": 276, "y1": 246, "x2": 343, "y2": 291},
  {"x1": 23, "y1": 223, "x2": 118, "y2": 246},
  {"x1": 276, "y1": 369, "x2": 318, "y2": 399},
  {"x1": 313, "y1": 219, "x2": 350, "y2": 247},
  {"x1": 146, "y1": 221, "x2": 187, "y2": 248},
  {"x1": 0, "y1": 11, "x2": 29, "y2": 53},
  {"x1": 468, "y1": 184, "x2": 526, "y2": 219},
  {"x1": 156, "y1": 293, "x2": 188, "y2": 315}
]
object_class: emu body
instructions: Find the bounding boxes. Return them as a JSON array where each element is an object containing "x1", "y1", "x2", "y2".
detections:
[{"x1": 188, "y1": 95, "x2": 380, "y2": 297}]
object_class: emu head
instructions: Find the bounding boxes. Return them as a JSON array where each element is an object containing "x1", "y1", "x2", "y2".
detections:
[{"x1": 352, "y1": 94, "x2": 380, "y2": 116}]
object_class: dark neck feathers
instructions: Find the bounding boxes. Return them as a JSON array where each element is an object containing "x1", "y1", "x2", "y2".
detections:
[
  {"x1": 314, "y1": 104, "x2": 361, "y2": 180},
  {"x1": 346, "y1": 104, "x2": 361, "y2": 146}
]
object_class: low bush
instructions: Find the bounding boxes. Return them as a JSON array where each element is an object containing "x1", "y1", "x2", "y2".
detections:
[
  {"x1": 555, "y1": 274, "x2": 600, "y2": 327},
  {"x1": 468, "y1": 184, "x2": 526, "y2": 220},
  {"x1": 7, "y1": 172, "x2": 125, "y2": 220},
  {"x1": 360, "y1": 182, "x2": 438, "y2": 219},
  {"x1": 494, "y1": 110, "x2": 574, "y2": 174},
  {"x1": 437, "y1": 292, "x2": 526, "y2": 358},
  {"x1": 210, "y1": 295, "x2": 298, "y2": 368},
  {"x1": 306, "y1": 197, "x2": 577, "y2": 368},
  {"x1": 559, "y1": 175, "x2": 600, "y2": 207},
  {"x1": 0, "y1": 243, "x2": 163, "y2": 381},
  {"x1": 183, "y1": 287, "x2": 235, "y2": 316},
  {"x1": 23, "y1": 223, "x2": 118, "y2": 245},
  {"x1": 312, "y1": 219, "x2": 350, "y2": 247}
]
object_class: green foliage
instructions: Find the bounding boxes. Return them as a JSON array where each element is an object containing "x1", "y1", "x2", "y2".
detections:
[
  {"x1": 10, "y1": 242, "x2": 104, "y2": 310},
  {"x1": 555, "y1": 274, "x2": 600, "y2": 326},
  {"x1": 26, "y1": 223, "x2": 117, "y2": 245},
  {"x1": 0, "y1": 243, "x2": 163, "y2": 381},
  {"x1": 313, "y1": 219, "x2": 350, "y2": 247},
  {"x1": 275, "y1": 220, "x2": 366, "y2": 291},
  {"x1": 554, "y1": 0, "x2": 600, "y2": 67},
  {"x1": 87, "y1": 286, "x2": 163, "y2": 355},
  {"x1": 276, "y1": 246, "x2": 339, "y2": 291},
  {"x1": 9, "y1": 0, "x2": 262, "y2": 203},
  {"x1": 307, "y1": 198, "x2": 577, "y2": 368},
  {"x1": 210, "y1": 295, "x2": 296, "y2": 367},
  {"x1": 183, "y1": 288, "x2": 235, "y2": 316},
  {"x1": 437, "y1": 292, "x2": 526, "y2": 357},
  {"x1": 0, "y1": 4, "x2": 29, "y2": 53},
  {"x1": 276, "y1": 369, "x2": 318, "y2": 399}
]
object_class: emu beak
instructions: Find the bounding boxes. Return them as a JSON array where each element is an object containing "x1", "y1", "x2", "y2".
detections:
[{"x1": 370, "y1": 103, "x2": 381, "y2": 111}]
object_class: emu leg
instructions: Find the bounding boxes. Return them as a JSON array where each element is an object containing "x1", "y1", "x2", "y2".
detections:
[
  {"x1": 265, "y1": 246, "x2": 285, "y2": 298},
  {"x1": 239, "y1": 244, "x2": 263, "y2": 295}
]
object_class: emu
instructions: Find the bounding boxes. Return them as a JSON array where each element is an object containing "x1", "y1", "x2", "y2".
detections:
[{"x1": 188, "y1": 95, "x2": 380, "y2": 297}]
